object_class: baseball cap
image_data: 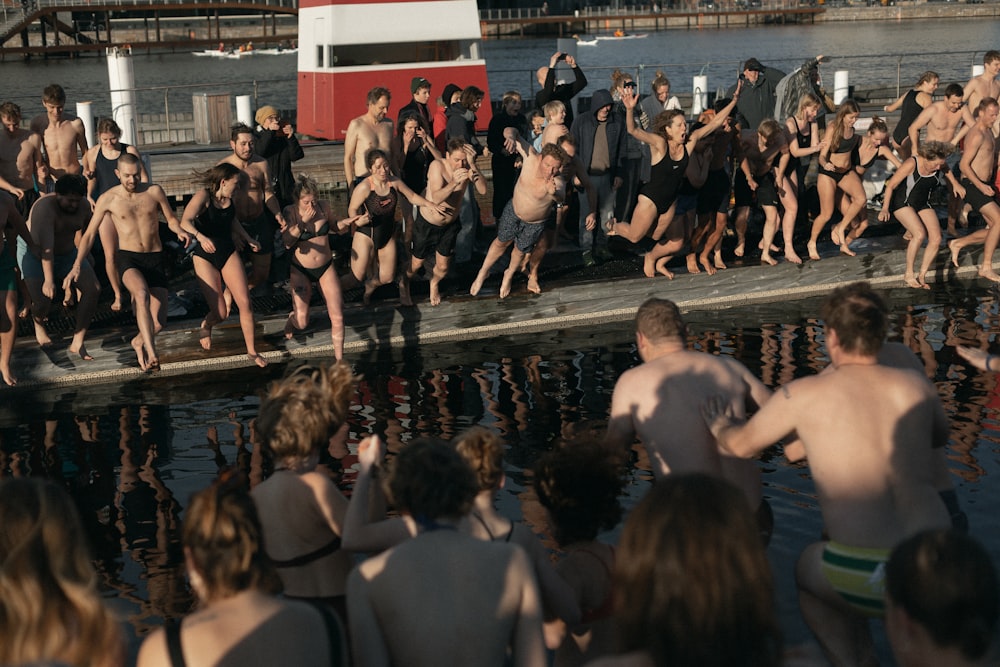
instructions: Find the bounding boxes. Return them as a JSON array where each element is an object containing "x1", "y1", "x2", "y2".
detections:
[
  {"x1": 743, "y1": 58, "x2": 764, "y2": 72},
  {"x1": 411, "y1": 77, "x2": 431, "y2": 93}
]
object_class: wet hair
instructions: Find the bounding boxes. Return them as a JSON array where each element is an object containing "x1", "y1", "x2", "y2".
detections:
[
  {"x1": 543, "y1": 100, "x2": 565, "y2": 119},
  {"x1": 650, "y1": 70, "x2": 671, "y2": 94},
  {"x1": 364, "y1": 147, "x2": 390, "y2": 171},
  {"x1": 984, "y1": 50, "x2": 1000, "y2": 66},
  {"x1": 539, "y1": 142, "x2": 568, "y2": 164},
  {"x1": 116, "y1": 152, "x2": 140, "y2": 170},
  {"x1": 819, "y1": 281, "x2": 888, "y2": 356},
  {"x1": 230, "y1": 122, "x2": 254, "y2": 142},
  {"x1": 615, "y1": 474, "x2": 781, "y2": 667},
  {"x1": 385, "y1": 437, "x2": 478, "y2": 521},
  {"x1": 446, "y1": 137, "x2": 468, "y2": 154},
  {"x1": 460, "y1": 86, "x2": 485, "y2": 110},
  {"x1": 256, "y1": 362, "x2": 356, "y2": 466},
  {"x1": 292, "y1": 174, "x2": 320, "y2": 201},
  {"x1": 827, "y1": 99, "x2": 860, "y2": 154},
  {"x1": 193, "y1": 162, "x2": 241, "y2": 193},
  {"x1": 42, "y1": 83, "x2": 66, "y2": 105},
  {"x1": 0, "y1": 101, "x2": 22, "y2": 123},
  {"x1": 635, "y1": 297, "x2": 686, "y2": 342},
  {"x1": 943, "y1": 83, "x2": 964, "y2": 99},
  {"x1": 796, "y1": 92, "x2": 823, "y2": 117},
  {"x1": 653, "y1": 109, "x2": 686, "y2": 138},
  {"x1": 534, "y1": 438, "x2": 624, "y2": 546},
  {"x1": 453, "y1": 427, "x2": 504, "y2": 492},
  {"x1": 886, "y1": 529, "x2": 998, "y2": 661},
  {"x1": 0, "y1": 478, "x2": 123, "y2": 667},
  {"x1": 183, "y1": 470, "x2": 282, "y2": 601},
  {"x1": 501, "y1": 90, "x2": 522, "y2": 106},
  {"x1": 866, "y1": 115, "x2": 889, "y2": 136},
  {"x1": 54, "y1": 174, "x2": 87, "y2": 197},
  {"x1": 757, "y1": 119, "x2": 785, "y2": 147},
  {"x1": 96, "y1": 117, "x2": 122, "y2": 137},
  {"x1": 610, "y1": 68, "x2": 634, "y2": 90},
  {"x1": 367, "y1": 86, "x2": 391, "y2": 105},
  {"x1": 917, "y1": 140, "x2": 956, "y2": 162},
  {"x1": 916, "y1": 70, "x2": 939, "y2": 86}
]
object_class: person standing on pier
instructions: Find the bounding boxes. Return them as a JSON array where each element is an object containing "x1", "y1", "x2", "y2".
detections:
[
  {"x1": 535, "y1": 51, "x2": 587, "y2": 129},
  {"x1": 0, "y1": 191, "x2": 39, "y2": 386},
  {"x1": 964, "y1": 51, "x2": 1000, "y2": 136},
  {"x1": 254, "y1": 105, "x2": 304, "y2": 210},
  {"x1": 398, "y1": 77, "x2": 433, "y2": 129},
  {"x1": 487, "y1": 91, "x2": 528, "y2": 226},
  {"x1": 29, "y1": 84, "x2": 88, "y2": 189},
  {"x1": 82, "y1": 118, "x2": 147, "y2": 313},
  {"x1": 345, "y1": 87, "x2": 394, "y2": 190},
  {"x1": 18, "y1": 176, "x2": 99, "y2": 365},
  {"x1": 727, "y1": 58, "x2": 784, "y2": 134},
  {"x1": 64, "y1": 154, "x2": 190, "y2": 371},
  {"x1": 218, "y1": 123, "x2": 286, "y2": 295},
  {"x1": 885, "y1": 71, "x2": 939, "y2": 160},
  {"x1": 0, "y1": 102, "x2": 44, "y2": 217}
]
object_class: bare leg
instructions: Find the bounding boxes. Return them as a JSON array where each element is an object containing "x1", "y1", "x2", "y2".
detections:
[
  {"x1": 122, "y1": 270, "x2": 160, "y2": 371},
  {"x1": 609, "y1": 195, "x2": 657, "y2": 243},
  {"x1": 221, "y1": 254, "x2": 266, "y2": 367},
  {"x1": 808, "y1": 174, "x2": 837, "y2": 260},
  {"x1": 733, "y1": 206, "x2": 749, "y2": 257},
  {"x1": 500, "y1": 247, "x2": 525, "y2": 299},
  {"x1": 916, "y1": 209, "x2": 941, "y2": 287},
  {"x1": 471, "y1": 238, "x2": 513, "y2": 296},
  {"x1": 99, "y1": 214, "x2": 124, "y2": 310},
  {"x1": 780, "y1": 176, "x2": 802, "y2": 264},
  {"x1": 978, "y1": 204, "x2": 1000, "y2": 282},
  {"x1": 897, "y1": 208, "x2": 927, "y2": 289},
  {"x1": 0, "y1": 290, "x2": 17, "y2": 386},
  {"x1": 759, "y1": 206, "x2": 780, "y2": 266},
  {"x1": 285, "y1": 267, "x2": 312, "y2": 339},
  {"x1": 832, "y1": 173, "x2": 866, "y2": 257},
  {"x1": 317, "y1": 264, "x2": 345, "y2": 360},
  {"x1": 429, "y1": 253, "x2": 451, "y2": 306},
  {"x1": 68, "y1": 263, "x2": 100, "y2": 361}
]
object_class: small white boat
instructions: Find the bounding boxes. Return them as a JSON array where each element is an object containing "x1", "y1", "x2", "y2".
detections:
[
  {"x1": 594, "y1": 33, "x2": 649, "y2": 41},
  {"x1": 256, "y1": 47, "x2": 298, "y2": 55},
  {"x1": 576, "y1": 38, "x2": 598, "y2": 46},
  {"x1": 193, "y1": 49, "x2": 256, "y2": 59}
]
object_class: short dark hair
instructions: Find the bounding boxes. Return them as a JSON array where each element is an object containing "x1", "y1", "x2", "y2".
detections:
[
  {"x1": 819, "y1": 281, "x2": 887, "y2": 355},
  {"x1": 635, "y1": 298, "x2": 686, "y2": 343},
  {"x1": 42, "y1": 84, "x2": 66, "y2": 105},
  {"x1": 446, "y1": 137, "x2": 468, "y2": 154},
  {"x1": 943, "y1": 83, "x2": 964, "y2": 99},
  {"x1": 116, "y1": 153, "x2": 140, "y2": 169},
  {"x1": 385, "y1": 438, "x2": 477, "y2": 521},
  {"x1": 539, "y1": 142, "x2": 567, "y2": 164},
  {"x1": 886, "y1": 529, "x2": 999, "y2": 661},
  {"x1": 460, "y1": 86, "x2": 485, "y2": 110},
  {"x1": 0, "y1": 101, "x2": 22, "y2": 123},
  {"x1": 367, "y1": 87, "x2": 391, "y2": 106},
  {"x1": 230, "y1": 123, "x2": 254, "y2": 142},
  {"x1": 54, "y1": 174, "x2": 86, "y2": 196}
]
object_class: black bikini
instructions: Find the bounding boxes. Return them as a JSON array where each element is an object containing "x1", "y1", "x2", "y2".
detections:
[
  {"x1": 819, "y1": 133, "x2": 860, "y2": 183},
  {"x1": 288, "y1": 208, "x2": 334, "y2": 283}
]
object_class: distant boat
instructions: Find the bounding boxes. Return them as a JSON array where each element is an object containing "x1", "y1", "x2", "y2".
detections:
[
  {"x1": 193, "y1": 49, "x2": 255, "y2": 59},
  {"x1": 576, "y1": 38, "x2": 598, "y2": 46},
  {"x1": 594, "y1": 33, "x2": 649, "y2": 41},
  {"x1": 256, "y1": 47, "x2": 297, "y2": 55}
]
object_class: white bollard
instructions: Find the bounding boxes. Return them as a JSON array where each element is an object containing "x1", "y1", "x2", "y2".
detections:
[
  {"x1": 236, "y1": 95, "x2": 254, "y2": 128},
  {"x1": 692, "y1": 75, "x2": 708, "y2": 117},
  {"x1": 833, "y1": 70, "x2": 850, "y2": 106},
  {"x1": 106, "y1": 46, "x2": 138, "y2": 146},
  {"x1": 76, "y1": 101, "x2": 94, "y2": 148},
  {"x1": 973, "y1": 64, "x2": 985, "y2": 78}
]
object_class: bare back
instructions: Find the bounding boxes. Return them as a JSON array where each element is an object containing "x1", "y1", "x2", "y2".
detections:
[{"x1": 27, "y1": 194, "x2": 91, "y2": 255}]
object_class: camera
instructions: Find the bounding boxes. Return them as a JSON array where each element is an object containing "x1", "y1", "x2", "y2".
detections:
[
  {"x1": 624, "y1": 81, "x2": 637, "y2": 90},
  {"x1": 556, "y1": 52, "x2": 568, "y2": 61}
]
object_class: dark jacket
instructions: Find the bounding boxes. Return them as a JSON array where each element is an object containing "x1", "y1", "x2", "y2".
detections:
[
  {"x1": 445, "y1": 102, "x2": 483, "y2": 156},
  {"x1": 398, "y1": 99, "x2": 432, "y2": 128},
  {"x1": 569, "y1": 89, "x2": 625, "y2": 181},
  {"x1": 487, "y1": 110, "x2": 528, "y2": 171},
  {"x1": 535, "y1": 65, "x2": 588, "y2": 128},
  {"x1": 727, "y1": 65, "x2": 785, "y2": 131},
  {"x1": 254, "y1": 128, "x2": 305, "y2": 207}
]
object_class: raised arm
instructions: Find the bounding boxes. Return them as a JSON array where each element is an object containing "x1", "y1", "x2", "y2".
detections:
[{"x1": 689, "y1": 81, "x2": 741, "y2": 144}]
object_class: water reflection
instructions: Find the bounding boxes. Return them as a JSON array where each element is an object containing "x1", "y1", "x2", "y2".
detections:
[{"x1": 2, "y1": 284, "x2": 999, "y2": 649}]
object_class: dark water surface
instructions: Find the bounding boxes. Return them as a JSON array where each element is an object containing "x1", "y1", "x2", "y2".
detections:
[{"x1": 2, "y1": 281, "x2": 999, "y2": 660}]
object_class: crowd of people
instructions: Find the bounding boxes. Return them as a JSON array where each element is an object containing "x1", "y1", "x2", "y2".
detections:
[
  {"x1": 2, "y1": 50, "x2": 1000, "y2": 378},
  {"x1": 2, "y1": 281, "x2": 999, "y2": 667}
]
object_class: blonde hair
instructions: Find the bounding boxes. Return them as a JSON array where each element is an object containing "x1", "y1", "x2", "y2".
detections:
[
  {"x1": 0, "y1": 479, "x2": 123, "y2": 667},
  {"x1": 795, "y1": 92, "x2": 822, "y2": 118},
  {"x1": 256, "y1": 362, "x2": 356, "y2": 466},
  {"x1": 610, "y1": 68, "x2": 634, "y2": 90},
  {"x1": 453, "y1": 427, "x2": 504, "y2": 492},
  {"x1": 543, "y1": 100, "x2": 565, "y2": 120}
]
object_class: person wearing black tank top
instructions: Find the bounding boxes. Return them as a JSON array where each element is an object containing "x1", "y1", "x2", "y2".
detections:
[
  {"x1": 179, "y1": 163, "x2": 267, "y2": 367},
  {"x1": 884, "y1": 71, "x2": 938, "y2": 159}
]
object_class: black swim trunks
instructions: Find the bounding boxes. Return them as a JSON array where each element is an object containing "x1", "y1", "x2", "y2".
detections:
[
  {"x1": 697, "y1": 168, "x2": 731, "y2": 216},
  {"x1": 961, "y1": 177, "x2": 999, "y2": 213},
  {"x1": 240, "y1": 210, "x2": 277, "y2": 254},
  {"x1": 117, "y1": 249, "x2": 168, "y2": 290},
  {"x1": 411, "y1": 210, "x2": 459, "y2": 259}
]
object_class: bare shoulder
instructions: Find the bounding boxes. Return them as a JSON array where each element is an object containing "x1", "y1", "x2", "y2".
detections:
[{"x1": 136, "y1": 626, "x2": 170, "y2": 667}]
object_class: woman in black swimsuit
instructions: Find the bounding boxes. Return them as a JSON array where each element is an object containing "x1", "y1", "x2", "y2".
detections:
[
  {"x1": 179, "y1": 164, "x2": 267, "y2": 367},
  {"x1": 347, "y1": 149, "x2": 448, "y2": 305},
  {"x1": 807, "y1": 99, "x2": 868, "y2": 259},
  {"x1": 280, "y1": 175, "x2": 362, "y2": 361},
  {"x1": 885, "y1": 71, "x2": 938, "y2": 160},
  {"x1": 839, "y1": 116, "x2": 901, "y2": 248},
  {"x1": 609, "y1": 82, "x2": 741, "y2": 278}
]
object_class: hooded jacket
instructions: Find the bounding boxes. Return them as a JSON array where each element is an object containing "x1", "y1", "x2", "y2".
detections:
[
  {"x1": 445, "y1": 102, "x2": 483, "y2": 156},
  {"x1": 570, "y1": 88, "x2": 625, "y2": 181}
]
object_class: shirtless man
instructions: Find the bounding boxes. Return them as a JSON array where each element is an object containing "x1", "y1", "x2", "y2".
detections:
[
  {"x1": 404, "y1": 139, "x2": 485, "y2": 306},
  {"x1": 0, "y1": 191, "x2": 39, "y2": 386},
  {"x1": 702, "y1": 282, "x2": 952, "y2": 667},
  {"x1": 948, "y1": 98, "x2": 1000, "y2": 281},
  {"x1": 906, "y1": 84, "x2": 975, "y2": 234},
  {"x1": 344, "y1": 87, "x2": 394, "y2": 189},
  {"x1": 218, "y1": 124, "x2": 285, "y2": 293},
  {"x1": 64, "y1": 154, "x2": 190, "y2": 371},
  {"x1": 471, "y1": 143, "x2": 590, "y2": 298},
  {"x1": 964, "y1": 51, "x2": 1000, "y2": 135},
  {"x1": 605, "y1": 298, "x2": 774, "y2": 538},
  {"x1": 18, "y1": 175, "x2": 100, "y2": 362},
  {"x1": 0, "y1": 102, "x2": 45, "y2": 216},
  {"x1": 347, "y1": 437, "x2": 545, "y2": 667},
  {"x1": 30, "y1": 84, "x2": 88, "y2": 187}
]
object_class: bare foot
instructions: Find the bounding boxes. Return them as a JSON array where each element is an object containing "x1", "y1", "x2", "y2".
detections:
[
  {"x1": 734, "y1": 240, "x2": 745, "y2": 257},
  {"x1": 946, "y1": 225, "x2": 957, "y2": 237},
  {"x1": 839, "y1": 243, "x2": 856, "y2": 257},
  {"x1": 831, "y1": 226, "x2": 844, "y2": 246},
  {"x1": 499, "y1": 272, "x2": 514, "y2": 299},
  {"x1": 283, "y1": 313, "x2": 299, "y2": 340},
  {"x1": 761, "y1": 254, "x2": 778, "y2": 266},
  {"x1": 0, "y1": 367, "x2": 16, "y2": 386},
  {"x1": 917, "y1": 274, "x2": 932, "y2": 289},
  {"x1": 519, "y1": 254, "x2": 530, "y2": 274},
  {"x1": 429, "y1": 283, "x2": 442, "y2": 306},
  {"x1": 758, "y1": 241, "x2": 780, "y2": 253},
  {"x1": 363, "y1": 280, "x2": 378, "y2": 306},
  {"x1": 199, "y1": 320, "x2": 212, "y2": 351},
  {"x1": 714, "y1": 250, "x2": 727, "y2": 270},
  {"x1": 33, "y1": 320, "x2": 52, "y2": 348},
  {"x1": 17, "y1": 305, "x2": 29, "y2": 319},
  {"x1": 643, "y1": 253, "x2": 657, "y2": 278},
  {"x1": 949, "y1": 239, "x2": 962, "y2": 267},
  {"x1": 807, "y1": 241, "x2": 821, "y2": 261},
  {"x1": 784, "y1": 249, "x2": 803, "y2": 265},
  {"x1": 699, "y1": 254, "x2": 717, "y2": 276},
  {"x1": 131, "y1": 337, "x2": 150, "y2": 371},
  {"x1": 399, "y1": 285, "x2": 414, "y2": 307},
  {"x1": 904, "y1": 274, "x2": 924, "y2": 289},
  {"x1": 248, "y1": 353, "x2": 268, "y2": 368},
  {"x1": 978, "y1": 267, "x2": 1000, "y2": 282},
  {"x1": 686, "y1": 254, "x2": 701, "y2": 274},
  {"x1": 654, "y1": 257, "x2": 675, "y2": 279},
  {"x1": 526, "y1": 275, "x2": 541, "y2": 294},
  {"x1": 147, "y1": 355, "x2": 160, "y2": 372},
  {"x1": 111, "y1": 294, "x2": 122, "y2": 312},
  {"x1": 470, "y1": 271, "x2": 487, "y2": 296},
  {"x1": 69, "y1": 344, "x2": 94, "y2": 361}
]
